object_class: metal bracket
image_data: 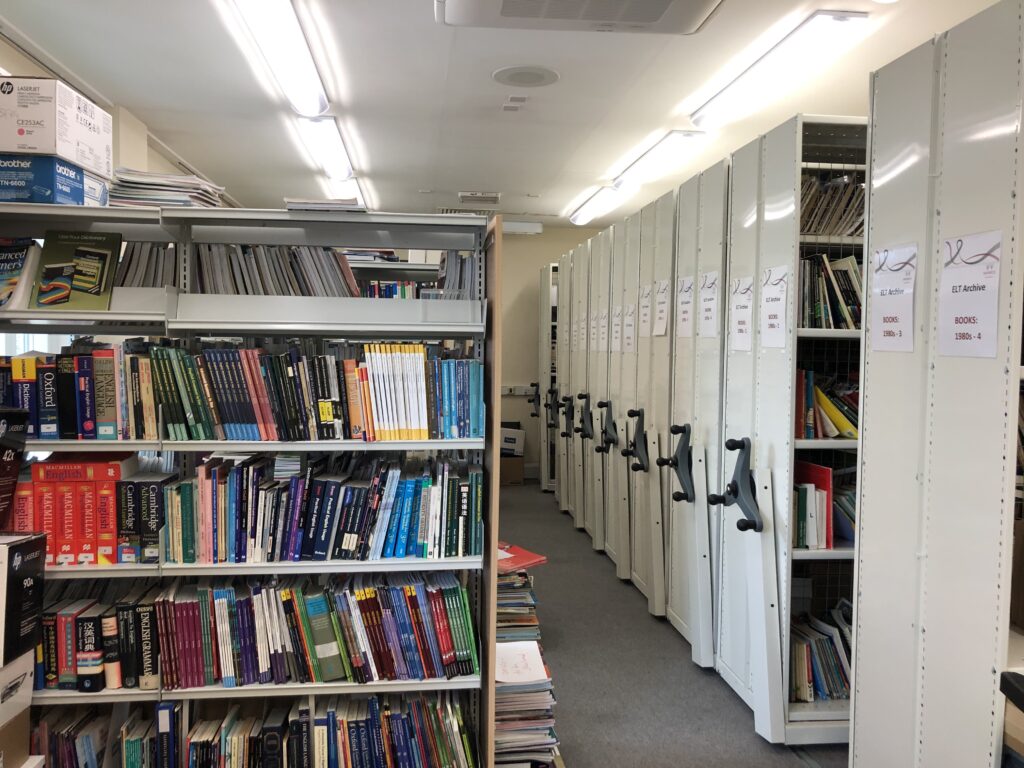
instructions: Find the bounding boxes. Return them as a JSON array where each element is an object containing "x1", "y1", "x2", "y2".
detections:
[
  {"x1": 528, "y1": 382, "x2": 541, "y2": 417},
  {"x1": 575, "y1": 393, "x2": 595, "y2": 440},
  {"x1": 559, "y1": 396, "x2": 576, "y2": 438},
  {"x1": 707, "y1": 437, "x2": 762, "y2": 532},
  {"x1": 595, "y1": 400, "x2": 618, "y2": 454},
  {"x1": 656, "y1": 423, "x2": 695, "y2": 502},
  {"x1": 544, "y1": 387, "x2": 559, "y2": 428},
  {"x1": 623, "y1": 408, "x2": 650, "y2": 473}
]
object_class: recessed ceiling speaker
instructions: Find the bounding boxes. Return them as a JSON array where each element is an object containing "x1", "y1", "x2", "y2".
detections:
[
  {"x1": 435, "y1": 0, "x2": 724, "y2": 34},
  {"x1": 492, "y1": 66, "x2": 560, "y2": 87}
]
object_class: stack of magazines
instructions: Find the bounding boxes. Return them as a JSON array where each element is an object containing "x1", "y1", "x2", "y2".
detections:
[
  {"x1": 495, "y1": 638, "x2": 559, "y2": 766},
  {"x1": 110, "y1": 168, "x2": 224, "y2": 208}
]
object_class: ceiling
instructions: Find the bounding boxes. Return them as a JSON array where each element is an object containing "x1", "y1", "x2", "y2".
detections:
[{"x1": 0, "y1": 0, "x2": 999, "y2": 224}]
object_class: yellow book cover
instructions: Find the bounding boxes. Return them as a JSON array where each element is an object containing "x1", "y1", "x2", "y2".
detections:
[{"x1": 813, "y1": 386, "x2": 857, "y2": 438}]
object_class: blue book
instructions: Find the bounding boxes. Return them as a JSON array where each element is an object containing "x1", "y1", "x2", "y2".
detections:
[
  {"x1": 413, "y1": 581, "x2": 444, "y2": 676},
  {"x1": 439, "y1": 360, "x2": 450, "y2": 438},
  {"x1": 367, "y1": 698, "x2": 386, "y2": 768},
  {"x1": 405, "y1": 478, "x2": 422, "y2": 557},
  {"x1": 382, "y1": 480, "x2": 408, "y2": 559},
  {"x1": 302, "y1": 478, "x2": 327, "y2": 560},
  {"x1": 226, "y1": 466, "x2": 237, "y2": 563},
  {"x1": 390, "y1": 585, "x2": 423, "y2": 680},
  {"x1": 156, "y1": 701, "x2": 178, "y2": 768},
  {"x1": 448, "y1": 359, "x2": 458, "y2": 437},
  {"x1": 348, "y1": 720, "x2": 364, "y2": 768},
  {"x1": 73, "y1": 354, "x2": 96, "y2": 439},
  {"x1": 313, "y1": 479, "x2": 341, "y2": 560},
  {"x1": 212, "y1": 588, "x2": 237, "y2": 687},
  {"x1": 327, "y1": 703, "x2": 339, "y2": 768},
  {"x1": 36, "y1": 356, "x2": 59, "y2": 439},
  {"x1": 395, "y1": 479, "x2": 417, "y2": 559}
]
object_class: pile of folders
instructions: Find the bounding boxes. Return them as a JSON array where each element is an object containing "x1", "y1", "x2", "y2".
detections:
[
  {"x1": 38, "y1": 571, "x2": 478, "y2": 694},
  {"x1": 0, "y1": 337, "x2": 484, "y2": 442},
  {"x1": 32, "y1": 691, "x2": 477, "y2": 768}
]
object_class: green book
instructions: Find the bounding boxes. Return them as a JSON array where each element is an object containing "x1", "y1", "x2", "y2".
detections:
[
  {"x1": 195, "y1": 581, "x2": 216, "y2": 686},
  {"x1": 166, "y1": 348, "x2": 201, "y2": 440},
  {"x1": 292, "y1": 586, "x2": 323, "y2": 682},
  {"x1": 181, "y1": 481, "x2": 196, "y2": 563},
  {"x1": 326, "y1": 602, "x2": 353, "y2": 682},
  {"x1": 458, "y1": 583, "x2": 480, "y2": 675},
  {"x1": 303, "y1": 591, "x2": 346, "y2": 683}
]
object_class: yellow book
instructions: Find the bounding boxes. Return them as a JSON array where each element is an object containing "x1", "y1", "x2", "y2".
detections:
[
  {"x1": 391, "y1": 343, "x2": 410, "y2": 441},
  {"x1": 813, "y1": 386, "x2": 857, "y2": 438}
]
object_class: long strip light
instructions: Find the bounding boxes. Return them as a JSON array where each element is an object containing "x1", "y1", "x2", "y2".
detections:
[
  {"x1": 229, "y1": 0, "x2": 329, "y2": 117},
  {"x1": 296, "y1": 117, "x2": 354, "y2": 181},
  {"x1": 570, "y1": 181, "x2": 638, "y2": 226},
  {"x1": 691, "y1": 10, "x2": 870, "y2": 130}
]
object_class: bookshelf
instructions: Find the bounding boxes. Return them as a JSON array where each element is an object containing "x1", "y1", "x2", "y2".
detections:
[
  {"x1": 582, "y1": 228, "x2": 611, "y2": 549},
  {"x1": 714, "y1": 115, "x2": 865, "y2": 745},
  {"x1": 853, "y1": 3, "x2": 1024, "y2": 765},
  {"x1": 554, "y1": 248, "x2": 576, "y2": 520},
  {"x1": 6, "y1": 204, "x2": 501, "y2": 766},
  {"x1": 538, "y1": 262, "x2": 558, "y2": 493},
  {"x1": 568, "y1": 239, "x2": 590, "y2": 532}
]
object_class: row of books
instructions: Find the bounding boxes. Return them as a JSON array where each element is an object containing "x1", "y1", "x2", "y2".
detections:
[
  {"x1": 799, "y1": 253, "x2": 863, "y2": 330},
  {"x1": 164, "y1": 455, "x2": 484, "y2": 565},
  {"x1": 792, "y1": 460, "x2": 856, "y2": 550},
  {"x1": 496, "y1": 571, "x2": 539, "y2": 643},
  {"x1": 32, "y1": 691, "x2": 476, "y2": 768},
  {"x1": 795, "y1": 370, "x2": 859, "y2": 440},
  {"x1": 1, "y1": 339, "x2": 484, "y2": 442},
  {"x1": 38, "y1": 571, "x2": 478, "y2": 694},
  {"x1": 790, "y1": 601, "x2": 853, "y2": 702},
  {"x1": 194, "y1": 244, "x2": 360, "y2": 298},
  {"x1": 114, "y1": 241, "x2": 180, "y2": 289},
  {"x1": 110, "y1": 167, "x2": 225, "y2": 208},
  {"x1": 800, "y1": 173, "x2": 865, "y2": 237}
]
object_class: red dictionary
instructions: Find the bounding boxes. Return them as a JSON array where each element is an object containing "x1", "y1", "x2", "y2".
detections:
[
  {"x1": 32, "y1": 453, "x2": 140, "y2": 483},
  {"x1": 55, "y1": 482, "x2": 77, "y2": 565},
  {"x1": 11, "y1": 480, "x2": 34, "y2": 532},
  {"x1": 36, "y1": 481, "x2": 57, "y2": 565},
  {"x1": 95, "y1": 480, "x2": 117, "y2": 565},
  {"x1": 75, "y1": 481, "x2": 97, "y2": 565}
]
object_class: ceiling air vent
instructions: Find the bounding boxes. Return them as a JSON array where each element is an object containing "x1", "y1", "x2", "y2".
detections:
[
  {"x1": 437, "y1": 207, "x2": 497, "y2": 216},
  {"x1": 435, "y1": 0, "x2": 723, "y2": 34},
  {"x1": 458, "y1": 191, "x2": 501, "y2": 205}
]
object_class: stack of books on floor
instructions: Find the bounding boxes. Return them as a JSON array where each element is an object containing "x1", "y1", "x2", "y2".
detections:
[
  {"x1": 790, "y1": 599, "x2": 853, "y2": 703},
  {"x1": 496, "y1": 571, "x2": 540, "y2": 642},
  {"x1": 495, "y1": 638, "x2": 557, "y2": 766},
  {"x1": 31, "y1": 691, "x2": 476, "y2": 766},
  {"x1": 110, "y1": 168, "x2": 224, "y2": 207},
  {"x1": 37, "y1": 571, "x2": 478, "y2": 693},
  {"x1": 1, "y1": 338, "x2": 484, "y2": 443}
]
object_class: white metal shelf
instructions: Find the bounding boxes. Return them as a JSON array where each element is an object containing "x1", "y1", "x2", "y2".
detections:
[
  {"x1": 27, "y1": 438, "x2": 482, "y2": 453},
  {"x1": 0, "y1": 202, "x2": 162, "y2": 224},
  {"x1": 799, "y1": 234, "x2": 864, "y2": 246},
  {"x1": 32, "y1": 688, "x2": 160, "y2": 705},
  {"x1": 792, "y1": 544, "x2": 855, "y2": 561},
  {"x1": 46, "y1": 564, "x2": 159, "y2": 580},
  {"x1": 161, "y1": 556, "x2": 483, "y2": 577},
  {"x1": 167, "y1": 675, "x2": 481, "y2": 700},
  {"x1": 794, "y1": 439, "x2": 858, "y2": 450},
  {"x1": 788, "y1": 699, "x2": 850, "y2": 722},
  {"x1": 801, "y1": 161, "x2": 867, "y2": 171},
  {"x1": 796, "y1": 328, "x2": 861, "y2": 340}
]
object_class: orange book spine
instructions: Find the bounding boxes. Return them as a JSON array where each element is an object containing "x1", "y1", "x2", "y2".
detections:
[
  {"x1": 342, "y1": 359, "x2": 365, "y2": 440},
  {"x1": 35, "y1": 481, "x2": 56, "y2": 565},
  {"x1": 247, "y1": 350, "x2": 278, "y2": 441},
  {"x1": 55, "y1": 481, "x2": 76, "y2": 565},
  {"x1": 11, "y1": 480, "x2": 34, "y2": 532},
  {"x1": 95, "y1": 480, "x2": 117, "y2": 565},
  {"x1": 358, "y1": 366, "x2": 376, "y2": 442},
  {"x1": 75, "y1": 481, "x2": 97, "y2": 565},
  {"x1": 239, "y1": 349, "x2": 270, "y2": 441}
]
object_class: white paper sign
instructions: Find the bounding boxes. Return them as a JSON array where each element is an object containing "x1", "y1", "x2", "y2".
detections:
[
  {"x1": 599, "y1": 309, "x2": 609, "y2": 351},
  {"x1": 676, "y1": 276, "x2": 695, "y2": 338},
  {"x1": 611, "y1": 305, "x2": 623, "y2": 352},
  {"x1": 759, "y1": 266, "x2": 788, "y2": 349},
  {"x1": 699, "y1": 271, "x2": 719, "y2": 338},
  {"x1": 638, "y1": 284, "x2": 653, "y2": 338},
  {"x1": 624, "y1": 304, "x2": 637, "y2": 352},
  {"x1": 871, "y1": 244, "x2": 917, "y2": 353},
  {"x1": 653, "y1": 279, "x2": 671, "y2": 336},
  {"x1": 590, "y1": 312, "x2": 598, "y2": 349},
  {"x1": 729, "y1": 276, "x2": 754, "y2": 352},
  {"x1": 938, "y1": 230, "x2": 1001, "y2": 358}
]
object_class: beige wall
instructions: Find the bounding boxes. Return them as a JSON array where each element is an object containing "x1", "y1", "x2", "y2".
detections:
[{"x1": 501, "y1": 225, "x2": 599, "y2": 473}]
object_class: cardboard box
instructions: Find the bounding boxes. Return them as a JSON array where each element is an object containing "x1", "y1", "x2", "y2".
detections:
[
  {"x1": 500, "y1": 427, "x2": 525, "y2": 457},
  {"x1": 0, "y1": 154, "x2": 85, "y2": 205},
  {"x1": 0, "y1": 78, "x2": 113, "y2": 179},
  {"x1": 500, "y1": 455, "x2": 524, "y2": 485},
  {"x1": 84, "y1": 172, "x2": 109, "y2": 206},
  {"x1": 0, "y1": 707, "x2": 30, "y2": 768},
  {"x1": 0, "y1": 652, "x2": 33, "y2": 731}
]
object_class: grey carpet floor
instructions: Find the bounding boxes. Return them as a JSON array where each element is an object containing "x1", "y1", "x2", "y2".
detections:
[{"x1": 499, "y1": 482, "x2": 849, "y2": 768}]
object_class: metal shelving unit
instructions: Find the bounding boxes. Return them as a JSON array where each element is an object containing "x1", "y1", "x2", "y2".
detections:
[{"x1": 9, "y1": 204, "x2": 502, "y2": 766}]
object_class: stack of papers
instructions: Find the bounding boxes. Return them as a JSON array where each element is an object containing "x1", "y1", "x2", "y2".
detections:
[
  {"x1": 110, "y1": 168, "x2": 224, "y2": 207},
  {"x1": 497, "y1": 571, "x2": 540, "y2": 642},
  {"x1": 495, "y1": 632, "x2": 559, "y2": 765},
  {"x1": 498, "y1": 542, "x2": 548, "y2": 574}
]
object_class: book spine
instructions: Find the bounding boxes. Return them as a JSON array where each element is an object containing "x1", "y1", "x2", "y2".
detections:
[
  {"x1": 181, "y1": 353, "x2": 214, "y2": 440},
  {"x1": 100, "y1": 611, "x2": 122, "y2": 689},
  {"x1": 140, "y1": 480, "x2": 163, "y2": 564},
  {"x1": 12, "y1": 355, "x2": 38, "y2": 438},
  {"x1": 75, "y1": 612, "x2": 105, "y2": 693},
  {"x1": 74, "y1": 481, "x2": 97, "y2": 565},
  {"x1": 55, "y1": 482, "x2": 76, "y2": 565},
  {"x1": 74, "y1": 355, "x2": 97, "y2": 439},
  {"x1": 42, "y1": 608, "x2": 59, "y2": 689},
  {"x1": 36, "y1": 357, "x2": 59, "y2": 439},
  {"x1": 92, "y1": 350, "x2": 118, "y2": 439},
  {"x1": 136, "y1": 600, "x2": 159, "y2": 690},
  {"x1": 55, "y1": 354, "x2": 77, "y2": 439},
  {"x1": 117, "y1": 480, "x2": 141, "y2": 563},
  {"x1": 95, "y1": 480, "x2": 117, "y2": 565},
  {"x1": 36, "y1": 482, "x2": 56, "y2": 566},
  {"x1": 10, "y1": 480, "x2": 33, "y2": 533}
]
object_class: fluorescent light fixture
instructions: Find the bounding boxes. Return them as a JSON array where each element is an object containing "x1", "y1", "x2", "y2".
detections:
[
  {"x1": 691, "y1": 11, "x2": 871, "y2": 130},
  {"x1": 296, "y1": 117, "x2": 353, "y2": 181},
  {"x1": 570, "y1": 181, "x2": 637, "y2": 226},
  {"x1": 321, "y1": 176, "x2": 365, "y2": 206},
  {"x1": 229, "y1": 0, "x2": 328, "y2": 117},
  {"x1": 615, "y1": 130, "x2": 704, "y2": 187}
]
